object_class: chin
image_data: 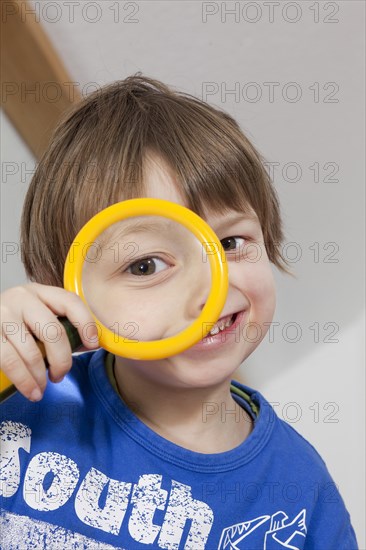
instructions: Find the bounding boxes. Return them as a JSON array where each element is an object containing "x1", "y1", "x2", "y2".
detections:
[{"x1": 167, "y1": 357, "x2": 240, "y2": 388}]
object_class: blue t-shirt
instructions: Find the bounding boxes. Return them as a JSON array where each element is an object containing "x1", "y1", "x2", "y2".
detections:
[{"x1": 0, "y1": 348, "x2": 358, "y2": 549}]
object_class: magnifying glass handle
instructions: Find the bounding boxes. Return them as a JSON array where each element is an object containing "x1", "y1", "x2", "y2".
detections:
[{"x1": 0, "y1": 317, "x2": 83, "y2": 403}]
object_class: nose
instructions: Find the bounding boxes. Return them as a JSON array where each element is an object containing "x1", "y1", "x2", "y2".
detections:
[{"x1": 184, "y1": 255, "x2": 222, "y2": 323}]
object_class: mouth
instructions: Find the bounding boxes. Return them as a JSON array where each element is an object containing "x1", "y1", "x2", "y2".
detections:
[
  {"x1": 202, "y1": 309, "x2": 246, "y2": 342},
  {"x1": 206, "y1": 312, "x2": 238, "y2": 336},
  {"x1": 183, "y1": 309, "x2": 246, "y2": 353}
]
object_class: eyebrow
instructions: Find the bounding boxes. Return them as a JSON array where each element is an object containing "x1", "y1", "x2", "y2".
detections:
[
  {"x1": 212, "y1": 211, "x2": 259, "y2": 231},
  {"x1": 98, "y1": 219, "x2": 173, "y2": 248}
]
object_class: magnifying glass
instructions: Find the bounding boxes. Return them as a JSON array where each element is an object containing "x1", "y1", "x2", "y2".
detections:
[{"x1": 0, "y1": 199, "x2": 228, "y2": 401}]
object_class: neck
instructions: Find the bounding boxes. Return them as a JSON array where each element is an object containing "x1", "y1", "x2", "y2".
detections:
[{"x1": 113, "y1": 355, "x2": 253, "y2": 454}]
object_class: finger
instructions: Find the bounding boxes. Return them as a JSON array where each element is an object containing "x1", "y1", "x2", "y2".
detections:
[
  {"x1": 0, "y1": 336, "x2": 43, "y2": 402},
  {"x1": 17, "y1": 297, "x2": 74, "y2": 383},
  {"x1": 26, "y1": 284, "x2": 100, "y2": 348},
  {"x1": 1, "y1": 316, "x2": 48, "y2": 391}
]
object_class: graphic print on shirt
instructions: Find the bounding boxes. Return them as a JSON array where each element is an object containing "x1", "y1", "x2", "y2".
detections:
[
  {"x1": 0, "y1": 421, "x2": 214, "y2": 549},
  {"x1": 0, "y1": 509, "x2": 127, "y2": 550},
  {"x1": 1, "y1": 420, "x2": 309, "y2": 549},
  {"x1": 218, "y1": 509, "x2": 307, "y2": 549}
]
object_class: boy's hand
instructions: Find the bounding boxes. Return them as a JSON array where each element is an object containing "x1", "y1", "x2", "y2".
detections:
[{"x1": 0, "y1": 283, "x2": 99, "y2": 402}]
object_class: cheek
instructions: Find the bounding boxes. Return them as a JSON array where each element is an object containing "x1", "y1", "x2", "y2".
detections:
[
  {"x1": 241, "y1": 257, "x2": 277, "y2": 319},
  {"x1": 99, "y1": 289, "x2": 176, "y2": 342}
]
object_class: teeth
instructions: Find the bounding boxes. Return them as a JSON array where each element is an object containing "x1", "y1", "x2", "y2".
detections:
[{"x1": 208, "y1": 314, "x2": 235, "y2": 336}]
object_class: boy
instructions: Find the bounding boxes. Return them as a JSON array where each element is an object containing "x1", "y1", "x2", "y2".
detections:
[{"x1": 0, "y1": 74, "x2": 358, "y2": 548}]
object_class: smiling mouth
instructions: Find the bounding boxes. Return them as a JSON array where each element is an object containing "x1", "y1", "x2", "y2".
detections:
[{"x1": 207, "y1": 312, "x2": 238, "y2": 336}]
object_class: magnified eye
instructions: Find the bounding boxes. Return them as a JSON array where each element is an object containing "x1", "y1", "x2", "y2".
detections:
[
  {"x1": 126, "y1": 257, "x2": 169, "y2": 276},
  {"x1": 221, "y1": 237, "x2": 246, "y2": 252}
]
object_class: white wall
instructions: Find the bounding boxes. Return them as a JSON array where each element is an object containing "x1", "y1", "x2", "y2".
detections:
[
  {"x1": 3, "y1": 1, "x2": 365, "y2": 545},
  {"x1": 1, "y1": 111, "x2": 35, "y2": 289}
]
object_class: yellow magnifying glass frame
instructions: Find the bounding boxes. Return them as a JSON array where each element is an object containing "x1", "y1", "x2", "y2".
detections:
[{"x1": 64, "y1": 198, "x2": 229, "y2": 360}]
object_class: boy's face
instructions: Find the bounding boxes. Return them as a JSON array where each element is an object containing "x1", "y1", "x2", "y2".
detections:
[{"x1": 83, "y1": 152, "x2": 276, "y2": 387}]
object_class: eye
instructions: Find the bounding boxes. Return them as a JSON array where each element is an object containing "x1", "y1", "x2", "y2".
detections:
[
  {"x1": 220, "y1": 236, "x2": 246, "y2": 253},
  {"x1": 125, "y1": 257, "x2": 169, "y2": 276}
]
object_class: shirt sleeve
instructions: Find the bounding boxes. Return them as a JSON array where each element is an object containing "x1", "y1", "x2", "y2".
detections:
[{"x1": 304, "y1": 481, "x2": 358, "y2": 550}]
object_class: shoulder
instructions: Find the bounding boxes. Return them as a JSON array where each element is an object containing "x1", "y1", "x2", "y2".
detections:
[
  {"x1": 231, "y1": 382, "x2": 358, "y2": 547},
  {"x1": 0, "y1": 349, "x2": 111, "y2": 465},
  {"x1": 232, "y1": 380, "x2": 334, "y2": 477}
]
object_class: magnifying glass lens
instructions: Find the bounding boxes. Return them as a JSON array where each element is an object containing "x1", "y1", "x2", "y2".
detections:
[{"x1": 81, "y1": 215, "x2": 212, "y2": 344}]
